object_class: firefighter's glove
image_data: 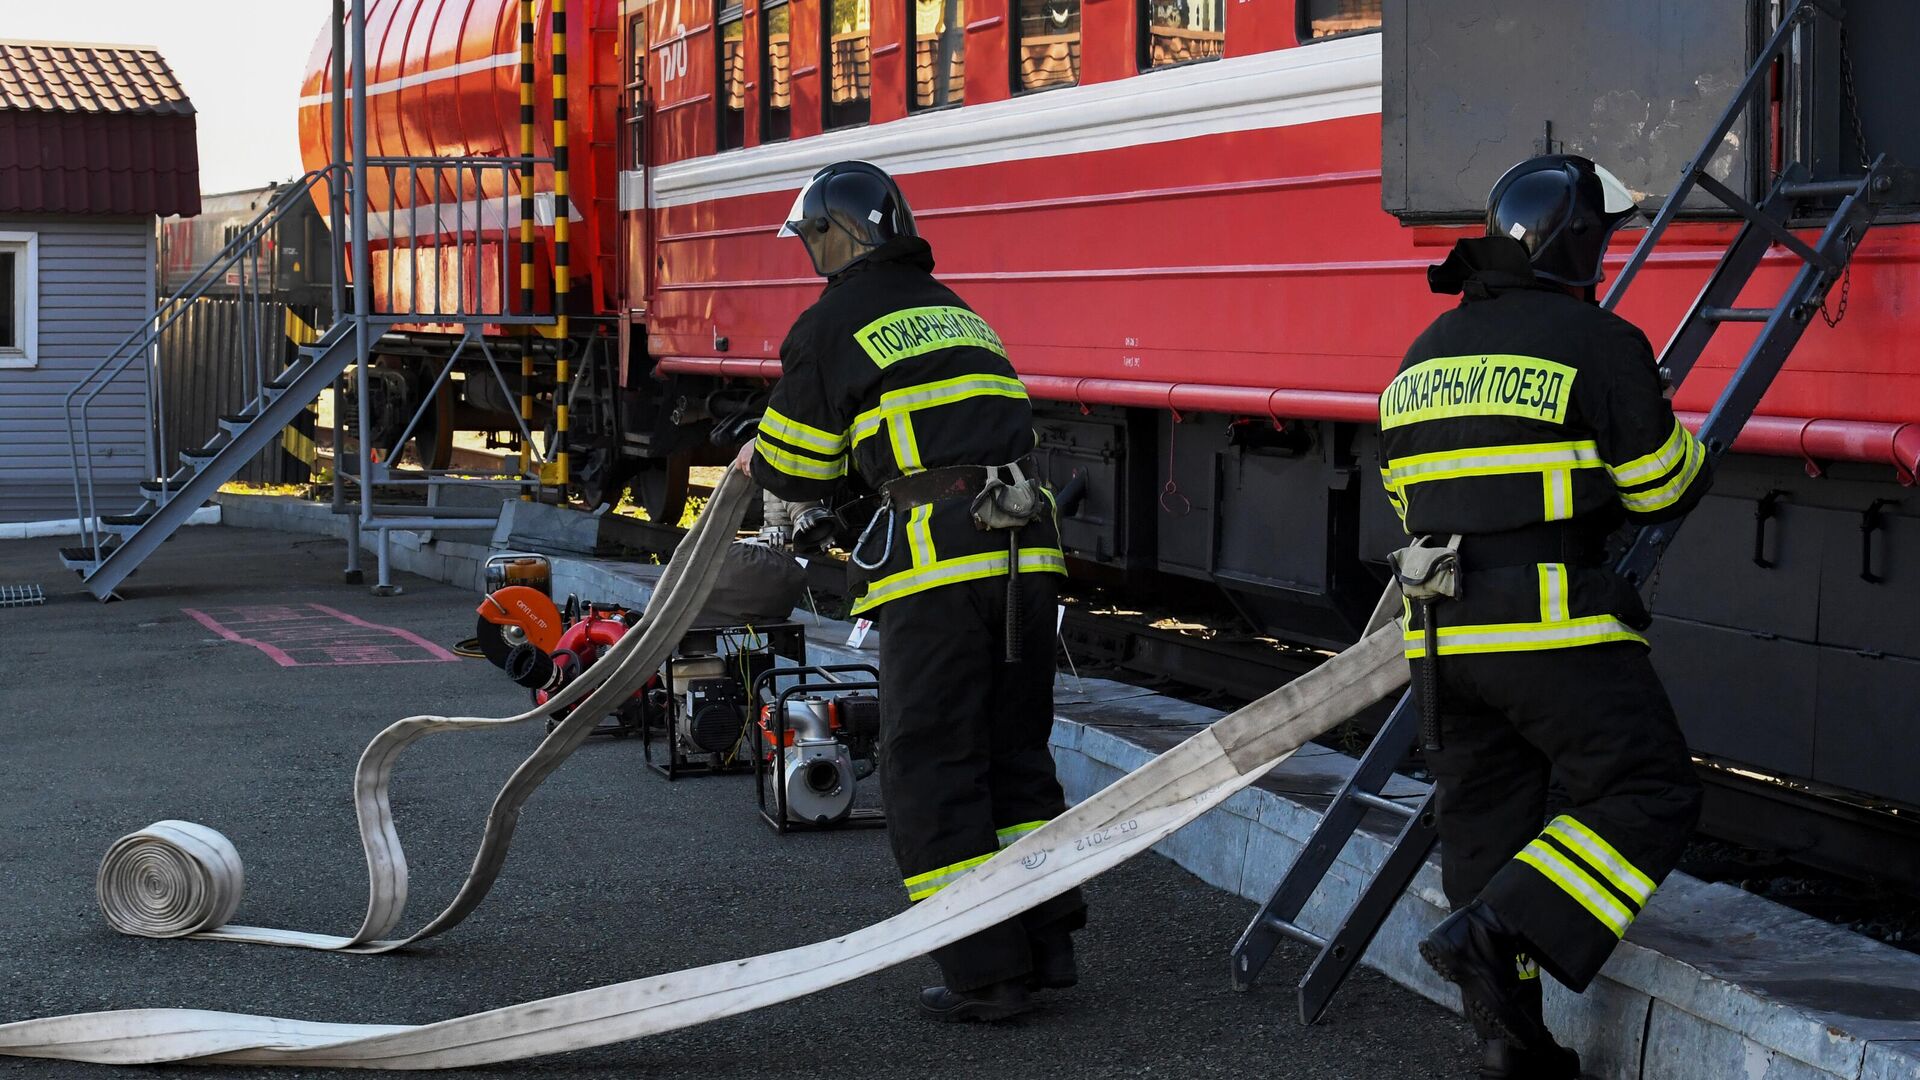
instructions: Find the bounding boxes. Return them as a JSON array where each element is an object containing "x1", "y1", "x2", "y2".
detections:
[
  {"x1": 971, "y1": 462, "x2": 1047, "y2": 532},
  {"x1": 1389, "y1": 535, "x2": 1463, "y2": 602}
]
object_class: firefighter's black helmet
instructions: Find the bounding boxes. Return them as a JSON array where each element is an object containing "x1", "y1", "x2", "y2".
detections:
[
  {"x1": 778, "y1": 160, "x2": 918, "y2": 277},
  {"x1": 1486, "y1": 155, "x2": 1641, "y2": 288}
]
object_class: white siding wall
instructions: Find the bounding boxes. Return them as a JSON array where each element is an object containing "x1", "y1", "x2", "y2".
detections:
[{"x1": 0, "y1": 215, "x2": 154, "y2": 524}]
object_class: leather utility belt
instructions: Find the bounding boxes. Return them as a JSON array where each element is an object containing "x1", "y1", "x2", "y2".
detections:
[
  {"x1": 880, "y1": 456, "x2": 1040, "y2": 514},
  {"x1": 1456, "y1": 520, "x2": 1606, "y2": 570},
  {"x1": 875, "y1": 457, "x2": 1047, "y2": 663}
]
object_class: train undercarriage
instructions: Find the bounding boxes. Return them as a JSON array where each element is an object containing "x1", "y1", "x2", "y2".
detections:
[{"x1": 474, "y1": 363, "x2": 1916, "y2": 892}]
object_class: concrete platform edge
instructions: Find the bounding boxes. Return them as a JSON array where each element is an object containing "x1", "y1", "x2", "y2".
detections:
[{"x1": 205, "y1": 495, "x2": 1920, "y2": 1080}]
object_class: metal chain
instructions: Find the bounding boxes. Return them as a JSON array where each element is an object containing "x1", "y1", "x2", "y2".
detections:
[
  {"x1": 1840, "y1": 25, "x2": 1871, "y2": 173},
  {"x1": 1821, "y1": 262, "x2": 1853, "y2": 329},
  {"x1": 1821, "y1": 23, "x2": 1869, "y2": 329}
]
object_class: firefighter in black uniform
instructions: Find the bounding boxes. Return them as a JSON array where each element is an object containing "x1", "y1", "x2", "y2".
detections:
[
  {"x1": 733, "y1": 160, "x2": 1085, "y2": 1022},
  {"x1": 1379, "y1": 156, "x2": 1711, "y2": 1079}
]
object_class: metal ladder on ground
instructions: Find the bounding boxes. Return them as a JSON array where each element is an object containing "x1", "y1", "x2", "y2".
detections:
[
  {"x1": 1228, "y1": 0, "x2": 1892, "y2": 1025},
  {"x1": 59, "y1": 173, "x2": 359, "y2": 601}
]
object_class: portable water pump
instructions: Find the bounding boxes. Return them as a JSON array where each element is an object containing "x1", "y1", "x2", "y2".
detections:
[{"x1": 753, "y1": 665, "x2": 885, "y2": 832}]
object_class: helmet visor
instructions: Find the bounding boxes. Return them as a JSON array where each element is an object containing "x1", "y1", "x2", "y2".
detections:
[
  {"x1": 1593, "y1": 163, "x2": 1639, "y2": 216},
  {"x1": 776, "y1": 177, "x2": 815, "y2": 237}
]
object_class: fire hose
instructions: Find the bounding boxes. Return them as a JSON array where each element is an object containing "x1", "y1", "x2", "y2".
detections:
[{"x1": 0, "y1": 469, "x2": 1411, "y2": 1068}]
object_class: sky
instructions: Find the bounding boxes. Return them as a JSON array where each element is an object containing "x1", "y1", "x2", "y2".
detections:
[{"x1": 8, "y1": 0, "x2": 337, "y2": 193}]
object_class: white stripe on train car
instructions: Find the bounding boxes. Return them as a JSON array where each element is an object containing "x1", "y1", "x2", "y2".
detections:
[
  {"x1": 351, "y1": 195, "x2": 584, "y2": 244},
  {"x1": 296, "y1": 51, "x2": 520, "y2": 109},
  {"x1": 618, "y1": 170, "x2": 648, "y2": 213},
  {"x1": 644, "y1": 31, "x2": 1383, "y2": 211}
]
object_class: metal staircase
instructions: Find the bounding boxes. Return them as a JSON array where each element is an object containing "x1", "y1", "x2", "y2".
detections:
[
  {"x1": 60, "y1": 172, "x2": 349, "y2": 600},
  {"x1": 1228, "y1": 0, "x2": 1893, "y2": 1025},
  {"x1": 61, "y1": 323, "x2": 358, "y2": 598},
  {"x1": 60, "y1": 0, "x2": 566, "y2": 599}
]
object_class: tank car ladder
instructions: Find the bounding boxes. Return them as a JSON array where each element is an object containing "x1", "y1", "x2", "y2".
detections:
[{"x1": 1227, "y1": 0, "x2": 1893, "y2": 1025}]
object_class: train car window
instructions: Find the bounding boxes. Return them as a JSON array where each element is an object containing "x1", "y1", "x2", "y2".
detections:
[
  {"x1": 763, "y1": 0, "x2": 793, "y2": 141},
  {"x1": 719, "y1": 2, "x2": 747, "y2": 150},
  {"x1": 1297, "y1": 0, "x2": 1380, "y2": 42},
  {"x1": 1142, "y1": 0, "x2": 1222, "y2": 69},
  {"x1": 825, "y1": 0, "x2": 873, "y2": 128},
  {"x1": 911, "y1": 0, "x2": 964, "y2": 110},
  {"x1": 1016, "y1": 0, "x2": 1080, "y2": 91}
]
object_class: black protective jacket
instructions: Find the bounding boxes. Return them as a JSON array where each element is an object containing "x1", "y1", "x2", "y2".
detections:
[
  {"x1": 750, "y1": 238, "x2": 1064, "y2": 615},
  {"x1": 1378, "y1": 237, "x2": 1712, "y2": 655}
]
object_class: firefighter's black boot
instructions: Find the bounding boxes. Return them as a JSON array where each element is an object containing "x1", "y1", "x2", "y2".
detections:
[
  {"x1": 1478, "y1": 959, "x2": 1582, "y2": 1078},
  {"x1": 1420, "y1": 901, "x2": 1554, "y2": 1049},
  {"x1": 1479, "y1": 1039, "x2": 1582, "y2": 1079},
  {"x1": 918, "y1": 978, "x2": 1033, "y2": 1023},
  {"x1": 1028, "y1": 926, "x2": 1078, "y2": 991}
]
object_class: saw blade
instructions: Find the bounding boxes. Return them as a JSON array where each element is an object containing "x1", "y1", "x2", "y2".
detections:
[{"x1": 474, "y1": 615, "x2": 517, "y2": 669}]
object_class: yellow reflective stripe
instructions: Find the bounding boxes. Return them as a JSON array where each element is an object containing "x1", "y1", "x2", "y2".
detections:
[
  {"x1": 906, "y1": 503, "x2": 935, "y2": 567},
  {"x1": 760, "y1": 407, "x2": 847, "y2": 456},
  {"x1": 1385, "y1": 440, "x2": 1603, "y2": 488},
  {"x1": 1537, "y1": 563, "x2": 1569, "y2": 623},
  {"x1": 1516, "y1": 954, "x2": 1540, "y2": 981},
  {"x1": 755, "y1": 439, "x2": 847, "y2": 481},
  {"x1": 996, "y1": 820, "x2": 1048, "y2": 847},
  {"x1": 851, "y1": 374, "x2": 1030, "y2": 445},
  {"x1": 1608, "y1": 419, "x2": 1691, "y2": 487},
  {"x1": 903, "y1": 851, "x2": 996, "y2": 900},
  {"x1": 1545, "y1": 816, "x2": 1656, "y2": 906},
  {"x1": 1542, "y1": 466, "x2": 1573, "y2": 520},
  {"x1": 1618, "y1": 431, "x2": 1705, "y2": 513},
  {"x1": 1381, "y1": 467, "x2": 1408, "y2": 523},
  {"x1": 890, "y1": 410, "x2": 923, "y2": 473},
  {"x1": 1402, "y1": 615, "x2": 1645, "y2": 658},
  {"x1": 1379, "y1": 354, "x2": 1578, "y2": 429},
  {"x1": 856, "y1": 305, "x2": 1007, "y2": 368},
  {"x1": 852, "y1": 547, "x2": 1068, "y2": 614},
  {"x1": 1515, "y1": 839, "x2": 1632, "y2": 938}
]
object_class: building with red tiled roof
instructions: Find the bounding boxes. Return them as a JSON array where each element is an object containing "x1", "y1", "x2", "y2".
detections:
[
  {"x1": 0, "y1": 40, "x2": 200, "y2": 217},
  {"x1": 0, "y1": 40, "x2": 201, "y2": 522}
]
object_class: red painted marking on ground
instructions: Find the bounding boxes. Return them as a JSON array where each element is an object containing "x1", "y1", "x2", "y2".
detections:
[{"x1": 182, "y1": 604, "x2": 460, "y2": 667}]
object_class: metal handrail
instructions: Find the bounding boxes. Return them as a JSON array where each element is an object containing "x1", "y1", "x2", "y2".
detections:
[
  {"x1": 62, "y1": 152, "x2": 556, "y2": 562},
  {"x1": 362, "y1": 155, "x2": 553, "y2": 322},
  {"x1": 62, "y1": 167, "x2": 340, "y2": 556}
]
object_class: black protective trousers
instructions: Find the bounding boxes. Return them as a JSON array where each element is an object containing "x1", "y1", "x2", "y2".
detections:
[
  {"x1": 876, "y1": 572, "x2": 1088, "y2": 991},
  {"x1": 1417, "y1": 641, "x2": 1702, "y2": 991}
]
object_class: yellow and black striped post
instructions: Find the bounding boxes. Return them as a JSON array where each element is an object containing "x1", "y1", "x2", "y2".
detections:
[
  {"x1": 550, "y1": 0, "x2": 571, "y2": 496},
  {"x1": 282, "y1": 308, "x2": 322, "y2": 479},
  {"x1": 519, "y1": 0, "x2": 537, "y2": 497}
]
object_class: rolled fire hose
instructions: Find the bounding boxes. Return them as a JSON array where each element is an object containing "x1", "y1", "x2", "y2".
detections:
[
  {"x1": 0, "y1": 469, "x2": 1411, "y2": 1068},
  {"x1": 105, "y1": 471, "x2": 759, "y2": 956}
]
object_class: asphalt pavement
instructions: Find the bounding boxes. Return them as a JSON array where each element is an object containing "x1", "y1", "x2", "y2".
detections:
[{"x1": 0, "y1": 525, "x2": 1478, "y2": 1079}]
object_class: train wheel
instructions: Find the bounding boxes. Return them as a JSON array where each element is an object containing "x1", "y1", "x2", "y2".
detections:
[
  {"x1": 404, "y1": 379, "x2": 455, "y2": 471},
  {"x1": 344, "y1": 363, "x2": 454, "y2": 472},
  {"x1": 629, "y1": 453, "x2": 692, "y2": 525},
  {"x1": 575, "y1": 445, "x2": 637, "y2": 511}
]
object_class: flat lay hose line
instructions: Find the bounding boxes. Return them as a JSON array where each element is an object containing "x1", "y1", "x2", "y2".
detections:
[{"x1": 0, "y1": 471, "x2": 1409, "y2": 1068}]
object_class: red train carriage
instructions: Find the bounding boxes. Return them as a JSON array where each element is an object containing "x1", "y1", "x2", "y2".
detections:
[{"x1": 299, "y1": 1, "x2": 1920, "y2": 869}]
